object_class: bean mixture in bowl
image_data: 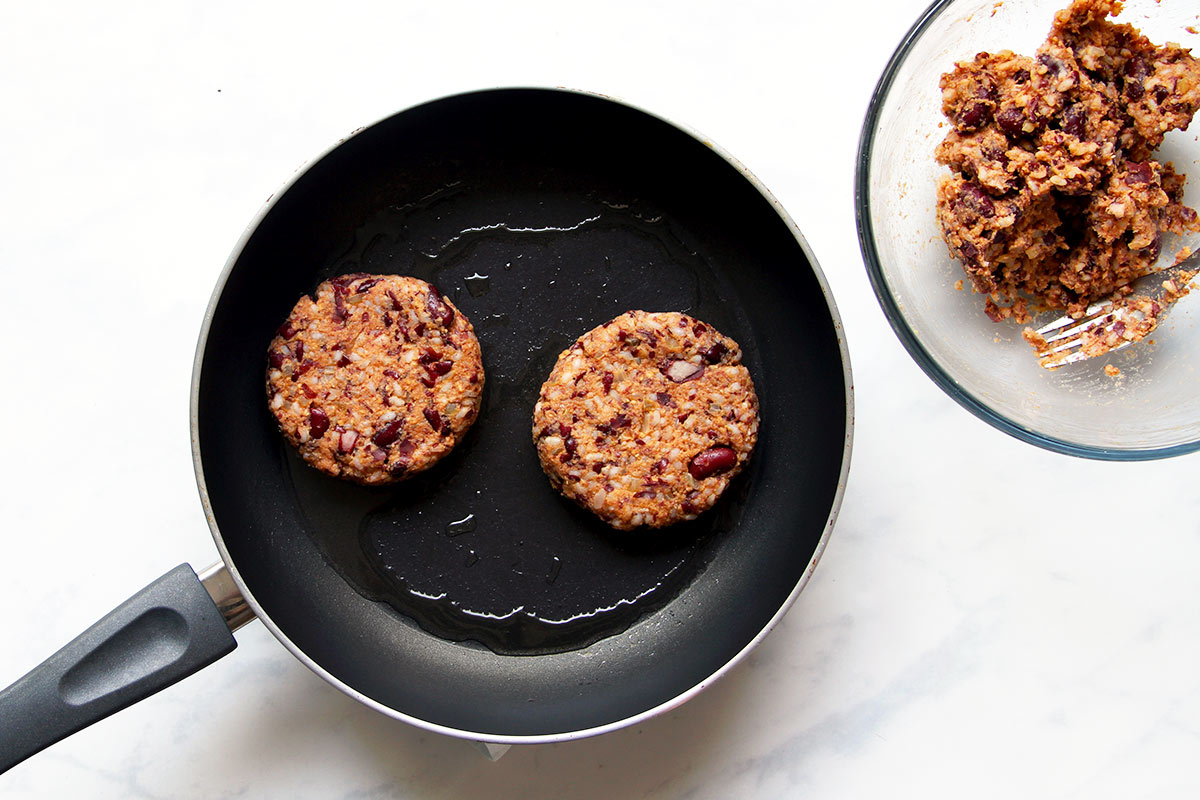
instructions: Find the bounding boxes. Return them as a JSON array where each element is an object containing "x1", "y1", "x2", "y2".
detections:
[{"x1": 935, "y1": 0, "x2": 1200, "y2": 362}]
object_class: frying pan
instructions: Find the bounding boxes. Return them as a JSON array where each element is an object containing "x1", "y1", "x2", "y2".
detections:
[{"x1": 0, "y1": 87, "x2": 852, "y2": 771}]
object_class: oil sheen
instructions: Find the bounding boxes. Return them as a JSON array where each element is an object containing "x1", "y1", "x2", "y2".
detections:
[{"x1": 289, "y1": 178, "x2": 753, "y2": 655}]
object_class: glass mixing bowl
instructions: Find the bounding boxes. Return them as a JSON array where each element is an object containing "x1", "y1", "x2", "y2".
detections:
[{"x1": 856, "y1": 0, "x2": 1200, "y2": 459}]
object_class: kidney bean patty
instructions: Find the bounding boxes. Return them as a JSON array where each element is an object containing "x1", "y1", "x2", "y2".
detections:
[
  {"x1": 266, "y1": 273, "x2": 484, "y2": 485},
  {"x1": 533, "y1": 311, "x2": 759, "y2": 530}
]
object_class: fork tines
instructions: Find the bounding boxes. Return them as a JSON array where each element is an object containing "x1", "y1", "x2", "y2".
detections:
[{"x1": 1031, "y1": 302, "x2": 1121, "y2": 367}]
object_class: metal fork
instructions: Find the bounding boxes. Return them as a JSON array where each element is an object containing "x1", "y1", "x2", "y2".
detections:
[{"x1": 1029, "y1": 247, "x2": 1200, "y2": 369}]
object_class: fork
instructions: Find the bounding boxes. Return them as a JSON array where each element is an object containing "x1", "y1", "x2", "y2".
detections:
[{"x1": 1028, "y1": 247, "x2": 1200, "y2": 369}]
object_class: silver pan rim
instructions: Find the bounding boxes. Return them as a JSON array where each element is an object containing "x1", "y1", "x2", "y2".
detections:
[{"x1": 188, "y1": 85, "x2": 855, "y2": 745}]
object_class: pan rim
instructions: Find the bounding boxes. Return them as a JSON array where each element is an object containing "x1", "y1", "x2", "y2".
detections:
[{"x1": 189, "y1": 85, "x2": 854, "y2": 744}]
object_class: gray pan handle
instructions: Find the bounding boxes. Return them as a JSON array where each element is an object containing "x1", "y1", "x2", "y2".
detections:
[{"x1": 0, "y1": 563, "x2": 242, "y2": 774}]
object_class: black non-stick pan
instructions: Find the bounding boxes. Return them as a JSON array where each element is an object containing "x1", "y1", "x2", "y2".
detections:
[{"x1": 0, "y1": 88, "x2": 852, "y2": 770}]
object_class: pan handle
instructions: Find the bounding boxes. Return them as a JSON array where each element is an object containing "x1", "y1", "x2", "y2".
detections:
[{"x1": 0, "y1": 563, "x2": 242, "y2": 774}]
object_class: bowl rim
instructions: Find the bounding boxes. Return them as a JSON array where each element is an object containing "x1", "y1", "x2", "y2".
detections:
[{"x1": 854, "y1": 0, "x2": 1200, "y2": 462}]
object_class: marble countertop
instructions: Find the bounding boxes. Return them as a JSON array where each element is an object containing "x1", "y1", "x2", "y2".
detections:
[{"x1": 3, "y1": 0, "x2": 1200, "y2": 797}]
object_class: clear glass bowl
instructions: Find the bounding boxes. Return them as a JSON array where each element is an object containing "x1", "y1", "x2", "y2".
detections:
[{"x1": 856, "y1": 0, "x2": 1200, "y2": 459}]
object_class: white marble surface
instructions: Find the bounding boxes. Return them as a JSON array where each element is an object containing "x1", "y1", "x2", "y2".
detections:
[{"x1": 3, "y1": 1, "x2": 1200, "y2": 797}]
